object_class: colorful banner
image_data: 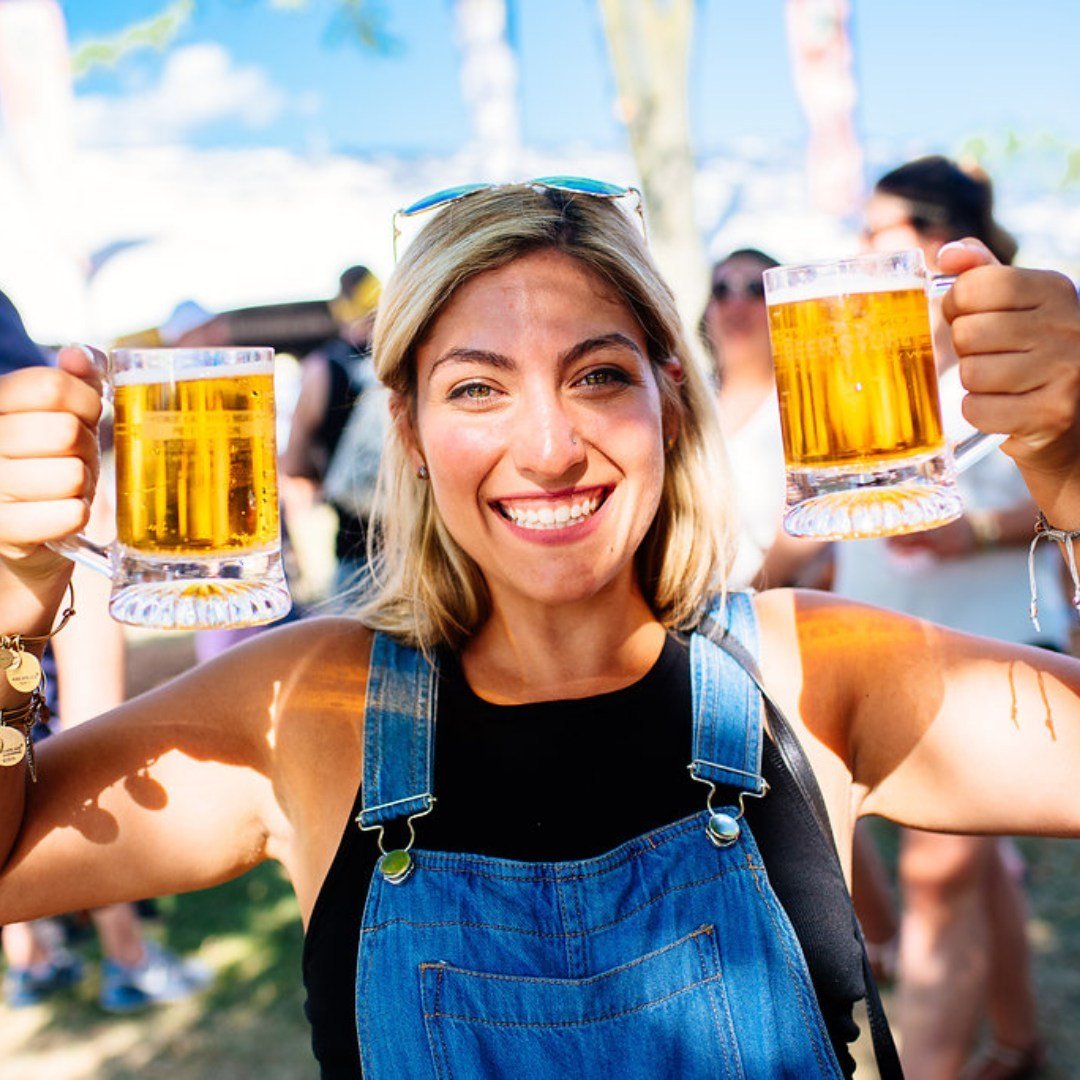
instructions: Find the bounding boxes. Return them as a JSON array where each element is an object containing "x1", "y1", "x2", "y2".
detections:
[{"x1": 784, "y1": 0, "x2": 864, "y2": 218}]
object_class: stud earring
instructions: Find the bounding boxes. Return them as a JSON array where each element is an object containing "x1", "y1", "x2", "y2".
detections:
[
  {"x1": 417, "y1": 463, "x2": 429, "y2": 480},
  {"x1": 664, "y1": 434, "x2": 677, "y2": 452}
]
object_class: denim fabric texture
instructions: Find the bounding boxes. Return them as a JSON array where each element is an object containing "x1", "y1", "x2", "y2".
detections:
[
  {"x1": 357, "y1": 631, "x2": 438, "y2": 830},
  {"x1": 355, "y1": 592, "x2": 843, "y2": 1078}
]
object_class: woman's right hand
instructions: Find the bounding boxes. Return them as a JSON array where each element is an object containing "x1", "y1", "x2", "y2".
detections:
[{"x1": 0, "y1": 346, "x2": 104, "y2": 579}]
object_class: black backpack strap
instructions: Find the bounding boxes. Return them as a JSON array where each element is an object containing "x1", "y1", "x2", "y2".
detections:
[{"x1": 699, "y1": 615, "x2": 905, "y2": 1080}]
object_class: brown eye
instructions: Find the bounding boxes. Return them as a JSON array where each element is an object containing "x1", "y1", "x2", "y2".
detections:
[
  {"x1": 576, "y1": 367, "x2": 631, "y2": 388},
  {"x1": 449, "y1": 381, "x2": 495, "y2": 400}
]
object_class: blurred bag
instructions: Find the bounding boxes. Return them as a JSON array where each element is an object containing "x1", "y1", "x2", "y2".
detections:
[{"x1": 322, "y1": 350, "x2": 389, "y2": 522}]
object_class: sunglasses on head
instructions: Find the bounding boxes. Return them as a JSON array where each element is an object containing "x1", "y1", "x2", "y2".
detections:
[
  {"x1": 710, "y1": 278, "x2": 766, "y2": 302},
  {"x1": 392, "y1": 176, "x2": 646, "y2": 261}
]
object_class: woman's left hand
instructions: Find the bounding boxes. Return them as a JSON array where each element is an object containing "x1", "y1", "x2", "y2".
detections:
[{"x1": 940, "y1": 238, "x2": 1080, "y2": 525}]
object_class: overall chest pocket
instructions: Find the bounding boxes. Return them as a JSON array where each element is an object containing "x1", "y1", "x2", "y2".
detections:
[{"x1": 419, "y1": 924, "x2": 743, "y2": 1080}]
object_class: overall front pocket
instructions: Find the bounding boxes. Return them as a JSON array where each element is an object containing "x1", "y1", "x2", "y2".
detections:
[{"x1": 420, "y1": 925, "x2": 743, "y2": 1080}]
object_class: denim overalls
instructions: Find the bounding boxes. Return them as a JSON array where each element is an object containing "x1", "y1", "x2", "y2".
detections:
[{"x1": 355, "y1": 593, "x2": 843, "y2": 1078}]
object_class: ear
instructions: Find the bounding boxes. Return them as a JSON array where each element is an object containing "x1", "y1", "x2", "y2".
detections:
[
  {"x1": 658, "y1": 355, "x2": 684, "y2": 385},
  {"x1": 390, "y1": 391, "x2": 426, "y2": 473},
  {"x1": 656, "y1": 356, "x2": 683, "y2": 445}
]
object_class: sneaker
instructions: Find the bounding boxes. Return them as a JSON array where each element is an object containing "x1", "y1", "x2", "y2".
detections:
[
  {"x1": 3, "y1": 949, "x2": 85, "y2": 1008},
  {"x1": 99, "y1": 941, "x2": 212, "y2": 1014}
]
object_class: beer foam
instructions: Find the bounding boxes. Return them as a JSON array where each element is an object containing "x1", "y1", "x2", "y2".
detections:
[
  {"x1": 765, "y1": 274, "x2": 925, "y2": 305},
  {"x1": 113, "y1": 361, "x2": 276, "y2": 386}
]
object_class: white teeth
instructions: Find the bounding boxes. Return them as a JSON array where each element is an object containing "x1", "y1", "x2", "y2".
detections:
[{"x1": 502, "y1": 494, "x2": 604, "y2": 530}]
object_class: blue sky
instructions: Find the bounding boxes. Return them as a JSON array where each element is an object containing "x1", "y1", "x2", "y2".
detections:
[{"x1": 61, "y1": 0, "x2": 1080, "y2": 161}]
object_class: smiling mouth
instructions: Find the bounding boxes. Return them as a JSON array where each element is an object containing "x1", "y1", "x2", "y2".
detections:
[{"x1": 493, "y1": 487, "x2": 610, "y2": 531}]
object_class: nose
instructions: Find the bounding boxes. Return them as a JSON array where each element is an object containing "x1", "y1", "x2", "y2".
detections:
[{"x1": 511, "y1": 390, "x2": 587, "y2": 481}]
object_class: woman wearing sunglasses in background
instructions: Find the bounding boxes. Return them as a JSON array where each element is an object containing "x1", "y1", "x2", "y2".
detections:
[
  {"x1": 2, "y1": 181, "x2": 1080, "y2": 1079},
  {"x1": 701, "y1": 248, "x2": 831, "y2": 593}
]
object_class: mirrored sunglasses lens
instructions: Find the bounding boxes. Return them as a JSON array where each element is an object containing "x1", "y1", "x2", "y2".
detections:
[
  {"x1": 400, "y1": 182, "x2": 493, "y2": 216},
  {"x1": 532, "y1": 175, "x2": 629, "y2": 198}
]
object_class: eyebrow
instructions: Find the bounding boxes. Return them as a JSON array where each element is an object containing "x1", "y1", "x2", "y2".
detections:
[{"x1": 429, "y1": 332, "x2": 646, "y2": 377}]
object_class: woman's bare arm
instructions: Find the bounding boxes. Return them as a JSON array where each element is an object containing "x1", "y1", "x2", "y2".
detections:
[
  {"x1": 0, "y1": 352, "x2": 102, "y2": 867},
  {"x1": 757, "y1": 589, "x2": 1080, "y2": 839},
  {"x1": 0, "y1": 615, "x2": 370, "y2": 927}
]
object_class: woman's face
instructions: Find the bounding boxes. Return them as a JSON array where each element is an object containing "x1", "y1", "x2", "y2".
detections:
[
  {"x1": 409, "y1": 248, "x2": 670, "y2": 614},
  {"x1": 704, "y1": 254, "x2": 771, "y2": 355},
  {"x1": 863, "y1": 192, "x2": 944, "y2": 271}
]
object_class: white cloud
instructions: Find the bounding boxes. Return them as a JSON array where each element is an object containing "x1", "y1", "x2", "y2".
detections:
[{"x1": 74, "y1": 43, "x2": 286, "y2": 148}]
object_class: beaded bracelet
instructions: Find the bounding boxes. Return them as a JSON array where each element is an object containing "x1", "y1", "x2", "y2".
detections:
[{"x1": 1028, "y1": 512, "x2": 1080, "y2": 632}]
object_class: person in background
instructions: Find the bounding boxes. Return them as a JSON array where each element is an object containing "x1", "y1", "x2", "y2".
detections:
[
  {"x1": 700, "y1": 249, "x2": 831, "y2": 590},
  {"x1": 838, "y1": 156, "x2": 1064, "y2": 1080},
  {"x1": 281, "y1": 264, "x2": 382, "y2": 593},
  {"x1": 0, "y1": 288, "x2": 210, "y2": 1013}
]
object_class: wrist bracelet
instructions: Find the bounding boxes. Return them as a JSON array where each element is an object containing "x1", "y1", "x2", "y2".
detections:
[
  {"x1": 1028, "y1": 511, "x2": 1080, "y2": 632},
  {"x1": 0, "y1": 580, "x2": 74, "y2": 694},
  {"x1": 0, "y1": 681, "x2": 46, "y2": 781},
  {"x1": 0, "y1": 580, "x2": 71, "y2": 783},
  {"x1": 0, "y1": 580, "x2": 76, "y2": 655}
]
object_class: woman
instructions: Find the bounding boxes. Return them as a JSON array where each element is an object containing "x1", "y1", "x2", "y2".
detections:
[
  {"x1": 700, "y1": 248, "x2": 830, "y2": 590},
  {"x1": 840, "y1": 156, "x2": 1068, "y2": 1080},
  {"x1": 1, "y1": 183, "x2": 1079, "y2": 1078}
]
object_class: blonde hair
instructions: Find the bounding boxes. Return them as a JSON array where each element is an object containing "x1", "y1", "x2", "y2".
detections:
[{"x1": 357, "y1": 185, "x2": 736, "y2": 649}]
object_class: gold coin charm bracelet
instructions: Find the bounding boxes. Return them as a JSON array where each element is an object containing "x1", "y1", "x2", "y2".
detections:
[
  {"x1": 0, "y1": 582, "x2": 75, "y2": 783},
  {"x1": 0, "y1": 686, "x2": 46, "y2": 780}
]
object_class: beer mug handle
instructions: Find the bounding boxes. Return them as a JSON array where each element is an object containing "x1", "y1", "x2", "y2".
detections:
[
  {"x1": 43, "y1": 345, "x2": 116, "y2": 578},
  {"x1": 46, "y1": 535, "x2": 114, "y2": 578},
  {"x1": 928, "y1": 273, "x2": 1008, "y2": 474}
]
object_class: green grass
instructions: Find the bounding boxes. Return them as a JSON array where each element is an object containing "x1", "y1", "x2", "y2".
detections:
[
  {"x1": 1021, "y1": 836, "x2": 1080, "y2": 1078},
  {"x1": 1, "y1": 863, "x2": 314, "y2": 1079}
]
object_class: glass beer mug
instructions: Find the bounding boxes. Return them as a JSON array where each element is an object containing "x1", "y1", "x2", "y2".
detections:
[
  {"x1": 49, "y1": 347, "x2": 292, "y2": 629},
  {"x1": 763, "y1": 249, "x2": 1002, "y2": 540}
]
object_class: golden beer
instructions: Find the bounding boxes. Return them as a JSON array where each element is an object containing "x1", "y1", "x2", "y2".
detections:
[
  {"x1": 768, "y1": 286, "x2": 945, "y2": 469},
  {"x1": 113, "y1": 365, "x2": 280, "y2": 555}
]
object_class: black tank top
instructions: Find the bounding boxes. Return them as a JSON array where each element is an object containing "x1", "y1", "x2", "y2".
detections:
[{"x1": 302, "y1": 634, "x2": 864, "y2": 1077}]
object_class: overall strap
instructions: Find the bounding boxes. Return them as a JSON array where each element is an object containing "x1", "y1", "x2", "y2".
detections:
[
  {"x1": 356, "y1": 632, "x2": 437, "y2": 831},
  {"x1": 688, "y1": 591, "x2": 766, "y2": 796},
  {"x1": 696, "y1": 592, "x2": 904, "y2": 1080}
]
